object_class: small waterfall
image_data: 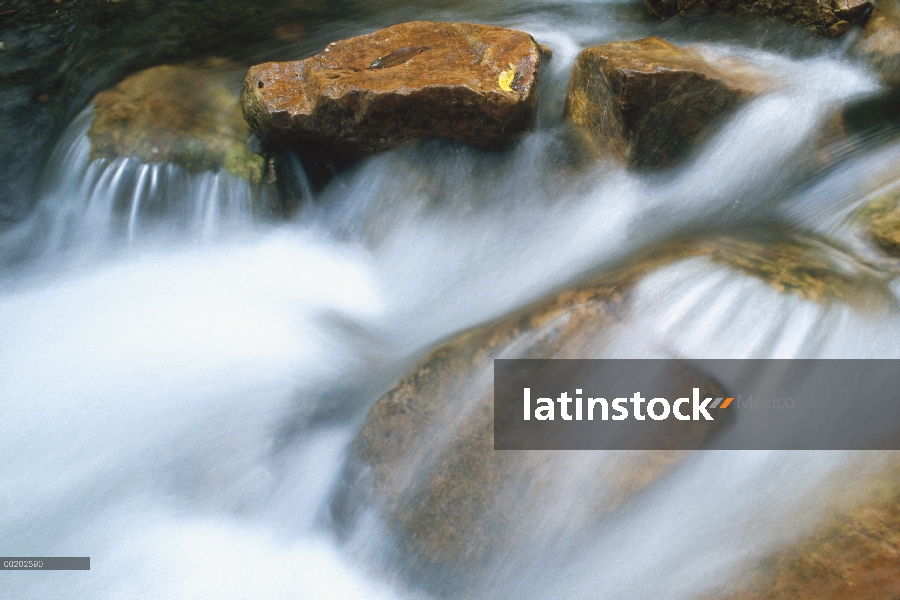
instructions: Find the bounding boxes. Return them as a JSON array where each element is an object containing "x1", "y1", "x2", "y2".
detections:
[{"x1": 2, "y1": 108, "x2": 257, "y2": 270}]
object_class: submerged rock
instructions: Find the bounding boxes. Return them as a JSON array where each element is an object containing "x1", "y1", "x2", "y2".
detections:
[
  {"x1": 335, "y1": 228, "x2": 889, "y2": 595},
  {"x1": 338, "y1": 268, "x2": 730, "y2": 592},
  {"x1": 564, "y1": 38, "x2": 770, "y2": 169},
  {"x1": 644, "y1": 0, "x2": 872, "y2": 37},
  {"x1": 88, "y1": 59, "x2": 265, "y2": 184},
  {"x1": 241, "y1": 21, "x2": 543, "y2": 157}
]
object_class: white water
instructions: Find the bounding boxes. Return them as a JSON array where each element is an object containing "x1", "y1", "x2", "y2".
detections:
[{"x1": 2, "y1": 4, "x2": 899, "y2": 599}]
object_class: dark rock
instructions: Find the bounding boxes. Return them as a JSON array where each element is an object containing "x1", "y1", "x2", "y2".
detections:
[
  {"x1": 644, "y1": 0, "x2": 873, "y2": 37},
  {"x1": 242, "y1": 21, "x2": 543, "y2": 157},
  {"x1": 564, "y1": 38, "x2": 770, "y2": 169},
  {"x1": 0, "y1": 0, "x2": 343, "y2": 224}
]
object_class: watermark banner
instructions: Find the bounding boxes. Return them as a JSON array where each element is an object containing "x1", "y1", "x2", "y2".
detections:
[
  {"x1": 494, "y1": 359, "x2": 900, "y2": 450},
  {"x1": 1, "y1": 557, "x2": 90, "y2": 570}
]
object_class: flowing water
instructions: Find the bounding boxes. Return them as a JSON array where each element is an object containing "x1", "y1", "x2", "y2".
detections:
[{"x1": 3, "y1": 2, "x2": 900, "y2": 599}]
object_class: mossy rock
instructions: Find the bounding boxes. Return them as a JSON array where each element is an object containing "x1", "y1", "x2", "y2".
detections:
[{"x1": 88, "y1": 58, "x2": 264, "y2": 184}]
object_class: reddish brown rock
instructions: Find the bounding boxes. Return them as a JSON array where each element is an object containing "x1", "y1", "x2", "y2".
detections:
[
  {"x1": 644, "y1": 0, "x2": 872, "y2": 37},
  {"x1": 241, "y1": 21, "x2": 542, "y2": 157},
  {"x1": 564, "y1": 38, "x2": 770, "y2": 169}
]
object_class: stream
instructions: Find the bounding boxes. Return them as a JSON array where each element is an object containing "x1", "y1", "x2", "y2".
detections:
[{"x1": 2, "y1": 1, "x2": 899, "y2": 598}]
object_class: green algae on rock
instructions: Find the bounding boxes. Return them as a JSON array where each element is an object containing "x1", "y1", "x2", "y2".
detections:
[
  {"x1": 661, "y1": 234, "x2": 893, "y2": 307},
  {"x1": 88, "y1": 59, "x2": 264, "y2": 184}
]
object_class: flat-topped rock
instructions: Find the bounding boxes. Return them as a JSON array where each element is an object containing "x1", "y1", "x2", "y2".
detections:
[
  {"x1": 242, "y1": 21, "x2": 543, "y2": 157},
  {"x1": 565, "y1": 38, "x2": 771, "y2": 169}
]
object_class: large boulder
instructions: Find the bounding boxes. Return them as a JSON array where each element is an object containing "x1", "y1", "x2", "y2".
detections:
[
  {"x1": 336, "y1": 259, "x2": 733, "y2": 593},
  {"x1": 565, "y1": 38, "x2": 770, "y2": 169},
  {"x1": 336, "y1": 231, "x2": 886, "y2": 595},
  {"x1": 241, "y1": 21, "x2": 543, "y2": 157},
  {"x1": 88, "y1": 59, "x2": 265, "y2": 184},
  {"x1": 644, "y1": 0, "x2": 872, "y2": 37}
]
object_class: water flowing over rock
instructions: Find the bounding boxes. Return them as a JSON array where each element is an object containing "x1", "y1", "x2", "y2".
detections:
[
  {"x1": 564, "y1": 38, "x2": 771, "y2": 169},
  {"x1": 854, "y1": 4, "x2": 900, "y2": 86},
  {"x1": 644, "y1": 0, "x2": 872, "y2": 37},
  {"x1": 719, "y1": 456, "x2": 900, "y2": 600},
  {"x1": 88, "y1": 59, "x2": 264, "y2": 185},
  {"x1": 335, "y1": 257, "x2": 740, "y2": 593},
  {"x1": 241, "y1": 21, "x2": 543, "y2": 157},
  {"x1": 336, "y1": 231, "x2": 888, "y2": 592}
]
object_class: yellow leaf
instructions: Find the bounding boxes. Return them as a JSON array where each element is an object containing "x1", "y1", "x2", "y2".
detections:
[{"x1": 498, "y1": 63, "x2": 516, "y2": 92}]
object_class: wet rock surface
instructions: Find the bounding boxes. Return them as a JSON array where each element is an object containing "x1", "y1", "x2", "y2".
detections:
[
  {"x1": 564, "y1": 38, "x2": 770, "y2": 169},
  {"x1": 644, "y1": 0, "x2": 872, "y2": 37},
  {"x1": 88, "y1": 59, "x2": 264, "y2": 184},
  {"x1": 242, "y1": 21, "x2": 542, "y2": 157}
]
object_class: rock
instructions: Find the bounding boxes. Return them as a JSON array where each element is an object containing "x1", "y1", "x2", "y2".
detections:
[
  {"x1": 241, "y1": 21, "x2": 542, "y2": 157},
  {"x1": 0, "y1": 0, "x2": 341, "y2": 223},
  {"x1": 337, "y1": 270, "x2": 730, "y2": 593},
  {"x1": 857, "y1": 191, "x2": 900, "y2": 256},
  {"x1": 719, "y1": 456, "x2": 900, "y2": 600},
  {"x1": 682, "y1": 235, "x2": 886, "y2": 305},
  {"x1": 854, "y1": 5, "x2": 900, "y2": 86},
  {"x1": 334, "y1": 230, "x2": 888, "y2": 595},
  {"x1": 564, "y1": 38, "x2": 770, "y2": 169},
  {"x1": 644, "y1": 0, "x2": 872, "y2": 37},
  {"x1": 88, "y1": 59, "x2": 264, "y2": 184}
]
